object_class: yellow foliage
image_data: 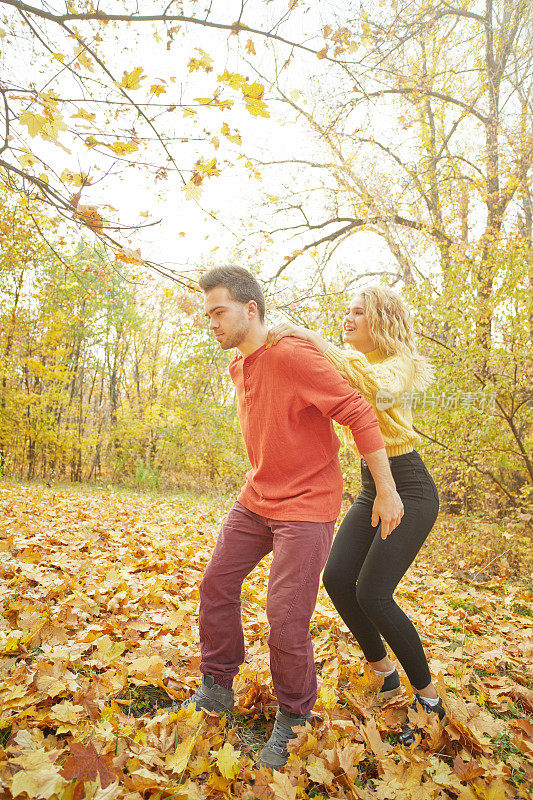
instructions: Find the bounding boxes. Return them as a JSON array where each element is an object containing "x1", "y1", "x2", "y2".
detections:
[
  {"x1": 108, "y1": 140, "x2": 138, "y2": 155},
  {"x1": 215, "y1": 742, "x2": 241, "y2": 779},
  {"x1": 221, "y1": 122, "x2": 242, "y2": 144},
  {"x1": 71, "y1": 108, "x2": 96, "y2": 122},
  {"x1": 188, "y1": 49, "x2": 214, "y2": 73},
  {"x1": 119, "y1": 67, "x2": 145, "y2": 90}
]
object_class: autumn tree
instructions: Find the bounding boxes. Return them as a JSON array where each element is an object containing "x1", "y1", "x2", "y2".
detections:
[
  {"x1": 0, "y1": 193, "x2": 244, "y2": 485},
  {"x1": 0, "y1": 0, "x2": 338, "y2": 278},
  {"x1": 236, "y1": 0, "x2": 533, "y2": 510}
]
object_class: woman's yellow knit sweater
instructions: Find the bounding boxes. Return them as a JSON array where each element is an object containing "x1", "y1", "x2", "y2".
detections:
[{"x1": 324, "y1": 345, "x2": 419, "y2": 457}]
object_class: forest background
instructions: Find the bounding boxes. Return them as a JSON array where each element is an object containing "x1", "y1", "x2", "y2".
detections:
[{"x1": 1, "y1": 0, "x2": 531, "y2": 521}]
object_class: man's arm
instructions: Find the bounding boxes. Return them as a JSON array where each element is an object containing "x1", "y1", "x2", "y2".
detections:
[{"x1": 289, "y1": 341, "x2": 404, "y2": 537}]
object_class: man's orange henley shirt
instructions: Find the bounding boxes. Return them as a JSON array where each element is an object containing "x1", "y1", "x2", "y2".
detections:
[{"x1": 229, "y1": 338, "x2": 385, "y2": 522}]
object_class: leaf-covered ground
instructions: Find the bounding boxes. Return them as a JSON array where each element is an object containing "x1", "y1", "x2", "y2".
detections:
[{"x1": 0, "y1": 483, "x2": 531, "y2": 800}]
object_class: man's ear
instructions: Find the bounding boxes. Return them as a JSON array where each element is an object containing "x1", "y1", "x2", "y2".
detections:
[{"x1": 247, "y1": 300, "x2": 258, "y2": 319}]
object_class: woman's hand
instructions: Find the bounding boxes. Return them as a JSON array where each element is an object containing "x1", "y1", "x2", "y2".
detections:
[{"x1": 266, "y1": 323, "x2": 311, "y2": 347}]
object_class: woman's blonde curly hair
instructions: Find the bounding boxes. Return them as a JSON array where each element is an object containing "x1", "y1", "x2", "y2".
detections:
[{"x1": 358, "y1": 286, "x2": 434, "y2": 390}]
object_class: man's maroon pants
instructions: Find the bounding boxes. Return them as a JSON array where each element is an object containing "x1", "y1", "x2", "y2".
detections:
[{"x1": 199, "y1": 501, "x2": 336, "y2": 715}]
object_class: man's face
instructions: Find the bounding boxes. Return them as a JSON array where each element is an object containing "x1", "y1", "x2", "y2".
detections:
[{"x1": 203, "y1": 286, "x2": 251, "y2": 350}]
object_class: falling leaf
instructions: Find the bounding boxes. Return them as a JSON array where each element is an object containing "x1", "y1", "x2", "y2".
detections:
[{"x1": 119, "y1": 67, "x2": 145, "y2": 90}]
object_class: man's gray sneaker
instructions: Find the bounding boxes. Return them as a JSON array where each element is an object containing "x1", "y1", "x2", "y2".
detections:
[
  {"x1": 181, "y1": 674, "x2": 234, "y2": 716},
  {"x1": 257, "y1": 708, "x2": 319, "y2": 769}
]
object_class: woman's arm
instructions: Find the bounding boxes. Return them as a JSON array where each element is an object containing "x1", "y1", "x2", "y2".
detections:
[{"x1": 266, "y1": 323, "x2": 329, "y2": 354}]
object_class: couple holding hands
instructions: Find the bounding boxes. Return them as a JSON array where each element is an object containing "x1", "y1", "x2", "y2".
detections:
[{"x1": 182, "y1": 266, "x2": 443, "y2": 769}]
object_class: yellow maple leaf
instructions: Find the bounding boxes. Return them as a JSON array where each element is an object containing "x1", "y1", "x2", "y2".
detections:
[
  {"x1": 242, "y1": 83, "x2": 269, "y2": 117},
  {"x1": 183, "y1": 108, "x2": 197, "y2": 117},
  {"x1": 128, "y1": 654, "x2": 165, "y2": 682},
  {"x1": 215, "y1": 742, "x2": 241, "y2": 779},
  {"x1": 269, "y1": 770, "x2": 296, "y2": 800},
  {"x1": 218, "y1": 70, "x2": 245, "y2": 90},
  {"x1": 119, "y1": 67, "x2": 145, "y2": 90},
  {"x1": 361, "y1": 718, "x2": 391, "y2": 757},
  {"x1": 71, "y1": 108, "x2": 96, "y2": 122},
  {"x1": 75, "y1": 48, "x2": 94, "y2": 72},
  {"x1": 18, "y1": 150, "x2": 38, "y2": 169},
  {"x1": 318, "y1": 683, "x2": 337, "y2": 709},
  {"x1": 188, "y1": 49, "x2": 214, "y2": 73},
  {"x1": 166, "y1": 734, "x2": 196, "y2": 773},
  {"x1": 306, "y1": 758, "x2": 334, "y2": 786},
  {"x1": 49, "y1": 700, "x2": 83, "y2": 722},
  {"x1": 60, "y1": 170, "x2": 90, "y2": 187},
  {"x1": 42, "y1": 112, "x2": 67, "y2": 140},
  {"x1": 108, "y1": 140, "x2": 138, "y2": 155},
  {"x1": 243, "y1": 81, "x2": 264, "y2": 100},
  {"x1": 221, "y1": 122, "x2": 242, "y2": 145},
  {"x1": 10, "y1": 749, "x2": 66, "y2": 799},
  {"x1": 19, "y1": 110, "x2": 47, "y2": 137},
  {"x1": 151, "y1": 83, "x2": 166, "y2": 96},
  {"x1": 244, "y1": 96, "x2": 270, "y2": 118},
  {"x1": 96, "y1": 633, "x2": 126, "y2": 661},
  {"x1": 117, "y1": 247, "x2": 144, "y2": 265},
  {"x1": 196, "y1": 158, "x2": 221, "y2": 177}
]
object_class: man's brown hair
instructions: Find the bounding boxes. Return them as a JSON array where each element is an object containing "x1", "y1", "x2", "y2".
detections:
[{"x1": 199, "y1": 266, "x2": 266, "y2": 322}]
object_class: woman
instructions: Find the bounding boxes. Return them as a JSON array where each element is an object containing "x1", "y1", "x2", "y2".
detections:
[{"x1": 267, "y1": 286, "x2": 444, "y2": 745}]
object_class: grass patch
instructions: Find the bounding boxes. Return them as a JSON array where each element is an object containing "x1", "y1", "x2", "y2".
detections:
[
  {"x1": 116, "y1": 684, "x2": 174, "y2": 717},
  {"x1": 446, "y1": 598, "x2": 484, "y2": 615},
  {"x1": 512, "y1": 602, "x2": 532, "y2": 618},
  {"x1": 232, "y1": 718, "x2": 269, "y2": 758},
  {"x1": 493, "y1": 732, "x2": 524, "y2": 762},
  {"x1": 0, "y1": 724, "x2": 12, "y2": 748}
]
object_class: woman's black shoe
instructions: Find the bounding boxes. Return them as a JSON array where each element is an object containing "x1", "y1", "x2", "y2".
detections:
[{"x1": 398, "y1": 694, "x2": 445, "y2": 746}]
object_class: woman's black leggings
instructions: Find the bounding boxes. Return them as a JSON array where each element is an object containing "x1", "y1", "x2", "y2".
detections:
[{"x1": 323, "y1": 450, "x2": 439, "y2": 691}]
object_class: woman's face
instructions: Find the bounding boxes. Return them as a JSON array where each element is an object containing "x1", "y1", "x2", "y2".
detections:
[{"x1": 343, "y1": 294, "x2": 375, "y2": 352}]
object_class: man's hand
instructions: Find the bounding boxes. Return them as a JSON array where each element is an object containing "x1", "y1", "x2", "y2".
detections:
[{"x1": 372, "y1": 488, "x2": 404, "y2": 539}]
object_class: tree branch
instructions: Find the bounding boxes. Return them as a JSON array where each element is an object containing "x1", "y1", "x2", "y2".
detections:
[{"x1": 0, "y1": 1, "x2": 339, "y2": 63}]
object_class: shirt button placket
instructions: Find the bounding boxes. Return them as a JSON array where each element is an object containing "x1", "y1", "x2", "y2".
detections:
[{"x1": 244, "y1": 364, "x2": 251, "y2": 404}]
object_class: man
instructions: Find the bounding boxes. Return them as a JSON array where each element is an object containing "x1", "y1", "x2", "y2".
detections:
[{"x1": 183, "y1": 266, "x2": 403, "y2": 769}]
